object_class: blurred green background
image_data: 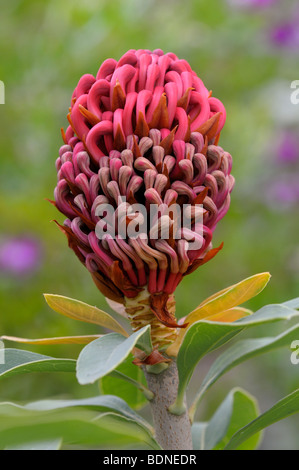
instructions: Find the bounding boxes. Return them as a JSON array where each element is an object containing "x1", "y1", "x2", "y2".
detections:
[{"x1": 0, "y1": 0, "x2": 298, "y2": 449}]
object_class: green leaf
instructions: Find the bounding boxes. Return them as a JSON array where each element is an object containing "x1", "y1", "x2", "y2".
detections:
[
  {"x1": 225, "y1": 389, "x2": 299, "y2": 450},
  {"x1": 282, "y1": 297, "x2": 299, "y2": 309},
  {"x1": 191, "y1": 422, "x2": 207, "y2": 451},
  {"x1": 168, "y1": 272, "x2": 271, "y2": 356},
  {"x1": 0, "y1": 401, "x2": 158, "y2": 450},
  {"x1": 76, "y1": 326, "x2": 151, "y2": 385},
  {"x1": 100, "y1": 354, "x2": 151, "y2": 409},
  {"x1": 193, "y1": 388, "x2": 260, "y2": 450},
  {"x1": 5, "y1": 438, "x2": 62, "y2": 450},
  {"x1": 207, "y1": 306, "x2": 252, "y2": 323},
  {"x1": 22, "y1": 395, "x2": 152, "y2": 432},
  {"x1": 44, "y1": 294, "x2": 128, "y2": 336},
  {"x1": 0, "y1": 395, "x2": 157, "y2": 450},
  {"x1": 190, "y1": 323, "x2": 299, "y2": 420},
  {"x1": 1, "y1": 335, "x2": 101, "y2": 345},
  {"x1": 0, "y1": 349, "x2": 76, "y2": 379},
  {"x1": 134, "y1": 327, "x2": 153, "y2": 355},
  {"x1": 191, "y1": 272, "x2": 271, "y2": 320},
  {"x1": 170, "y1": 304, "x2": 299, "y2": 414}
]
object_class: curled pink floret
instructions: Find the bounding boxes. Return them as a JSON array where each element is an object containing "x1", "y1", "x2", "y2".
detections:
[{"x1": 54, "y1": 49, "x2": 234, "y2": 328}]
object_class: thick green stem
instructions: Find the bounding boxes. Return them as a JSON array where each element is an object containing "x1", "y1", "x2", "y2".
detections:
[{"x1": 144, "y1": 361, "x2": 193, "y2": 450}]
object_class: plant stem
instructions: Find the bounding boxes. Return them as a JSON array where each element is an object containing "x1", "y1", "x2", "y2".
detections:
[
  {"x1": 124, "y1": 289, "x2": 178, "y2": 349},
  {"x1": 144, "y1": 360, "x2": 193, "y2": 450}
]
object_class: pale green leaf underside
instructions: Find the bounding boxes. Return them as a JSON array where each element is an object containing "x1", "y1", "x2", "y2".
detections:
[
  {"x1": 282, "y1": 297, "x2": 299, "y2": 309},
  {"x1": 0, "y1": 349, "x2": 76, "y2": 379},
  {"x1": 76, "y1": 326, "x2": 151, "y2": 385},
  {"x1": 5, "y1": 438, "x2": 62, "y2": 450},
  {"x1": 0, "y1": 395, "x2": 157, "y2": 450}
]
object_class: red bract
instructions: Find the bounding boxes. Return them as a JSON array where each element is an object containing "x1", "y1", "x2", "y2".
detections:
[{"x1": 53, "y1": 49, "x2": 234, "y2": 329}]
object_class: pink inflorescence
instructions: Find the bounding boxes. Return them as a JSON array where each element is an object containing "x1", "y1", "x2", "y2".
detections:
[{"x1": 53, "y1": 49, "x2": 234, "y2": 327}]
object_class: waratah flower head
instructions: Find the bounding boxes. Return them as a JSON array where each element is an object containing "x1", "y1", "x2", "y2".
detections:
[{"x1": 53, "y1": 49, "x2": 234, "y2": 335}]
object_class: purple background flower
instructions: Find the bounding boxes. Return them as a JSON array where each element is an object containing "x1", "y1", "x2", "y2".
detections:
[
  {"x1": 266, "y1": 179, "x2": 299, "y2": 207},
  {"x1": 270, "y1": 20, "x2": 299, "y2": 49},
  {"x1": 276, "y1": 130, "x2": 299, "y2": 164},
  {"x1": 0, "y1": 236, "x2": 42, "y2": 276}
]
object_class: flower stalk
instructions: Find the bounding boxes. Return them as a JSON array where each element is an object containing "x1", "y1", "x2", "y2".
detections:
[
  {"x1": 124, "y1": 288, "x2": 178, "y2": 349},
  {"x1": 144, "y1": 360, "x2": 193, "y2": 450}
]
